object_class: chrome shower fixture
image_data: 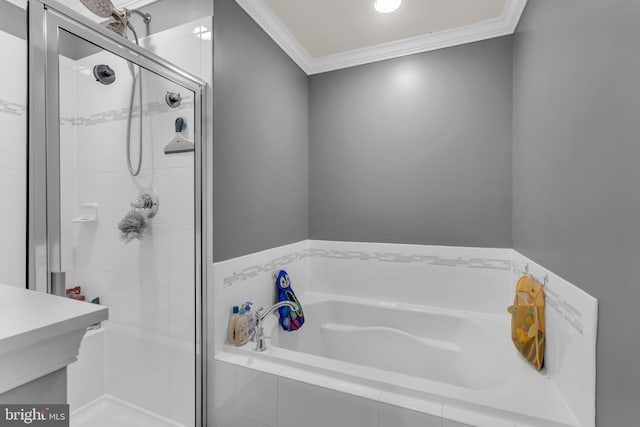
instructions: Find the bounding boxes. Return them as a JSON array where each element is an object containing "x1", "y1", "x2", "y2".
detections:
[
  {"x1": 79, "y1": 0, "x2": 113, "y2": 18},
  {"x1": 107, "y1": 8, "x2": 152, "y2": 39},
  {"x1": 79, "y1": 0, "x2": 151, "y2": 40},
  {"x1": 129, "y1": 8, "x2": 152, "y2": 25},
  {"x1": 131, "y1": 188, "x2": 159, "y2": 218},
  {"x1": 165, "y1": 92, "x2": 182, "y2": 108},
  {"x1": 80, "y1": 0, "x2": 152, "y2": 177},
  {"x1": 93, "y1": 64, "x2": 115, "y2": 85}
]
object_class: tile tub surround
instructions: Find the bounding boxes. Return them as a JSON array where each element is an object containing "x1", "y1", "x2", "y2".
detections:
[
  {"x1": 212, "y1": 240, "x2": 310, "y2": 355},
  {"x1": 211, "y1": 240, "x2": 598, "y2": 427},
  {"x1": 210, "y1": 355, "x2": 572, "y2": 427},
  {"x1": 511, "y1": 251, "x2": 598, "y2": 427}
]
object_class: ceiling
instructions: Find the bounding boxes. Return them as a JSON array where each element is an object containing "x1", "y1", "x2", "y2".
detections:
[{"x1": 235, "y1": 0, "x2": 528, "y2": 74}]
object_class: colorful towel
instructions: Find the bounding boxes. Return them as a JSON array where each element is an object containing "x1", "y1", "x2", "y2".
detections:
[{"x1": 275, "y1": 270, "x2": 304, "y2": 331}]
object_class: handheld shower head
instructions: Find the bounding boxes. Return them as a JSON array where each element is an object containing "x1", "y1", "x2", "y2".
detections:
[
  {"x1": 106, "y1": 20, "x2": 128, "y2": 37},
  {"x1": 79, "y1": 0, "x2": 116, "y2": 19},
  {"x1": 80, "y1": 0, "x2": 151, "y2": 41},
  {"x1": 80, "y1": 0, "x2": 152, "y2": 179}
]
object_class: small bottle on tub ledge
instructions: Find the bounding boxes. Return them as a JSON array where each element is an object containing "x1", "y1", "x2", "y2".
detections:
[
  {"x1": 234, "y1": 307, "x2": 250, "y2": 347},
  {"x1": 227, "y1": 306, "x2": 240, "y2": 345}
]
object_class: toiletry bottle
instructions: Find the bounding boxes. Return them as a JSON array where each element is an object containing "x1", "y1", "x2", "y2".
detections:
[
  {"x1": 234, "y1": 307, "x2": 250, "y2": 347},
  {"x1": 244, "y1": 302, "x2": 255, "y2": 340},
  {"x1": 227, "y1": 306, "x2": 240, "y2": 344}
]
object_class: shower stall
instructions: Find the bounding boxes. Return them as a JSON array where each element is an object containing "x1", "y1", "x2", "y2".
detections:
[{"x1": 28, "y1": 1, "x2": 207, "y2": 426}]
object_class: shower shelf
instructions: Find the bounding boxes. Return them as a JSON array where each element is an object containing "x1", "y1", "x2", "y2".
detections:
[
  {"x1": 70, "y1": 202, "x2": 99, "y2": 223},
  {"x1": 70, "y1": 217, "x2": 98, "y2": 223}
]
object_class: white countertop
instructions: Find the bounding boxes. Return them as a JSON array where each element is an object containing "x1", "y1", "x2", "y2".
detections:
[{"x1": 0, "y1": 283, "x2": 109, "y2": 393}]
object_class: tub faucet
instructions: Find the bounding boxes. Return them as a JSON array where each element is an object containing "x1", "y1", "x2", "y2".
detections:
[{"x1": 253, "y1": 301, "x2": 298, "y2": 352}]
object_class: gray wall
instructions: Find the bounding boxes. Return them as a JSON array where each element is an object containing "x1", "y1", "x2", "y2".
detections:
[
  {"x1": 513, "y1": 1, "x2": 640, "y2": 424},
  {"x1": 213, "y1": 0, "x2": 308, "y2": 261},
  {"x1": 309, "y1": 37, "x2": 513, "y2": 247}
]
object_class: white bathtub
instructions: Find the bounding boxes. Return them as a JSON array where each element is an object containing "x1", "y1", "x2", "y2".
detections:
[{"x1": 221, "y1": 293, "x2": 579, "y2": 426}]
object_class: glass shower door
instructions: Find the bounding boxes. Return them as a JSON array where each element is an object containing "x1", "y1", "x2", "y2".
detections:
[{"x1": 29, "y1": 5, "x2": 204, "y2": 424}]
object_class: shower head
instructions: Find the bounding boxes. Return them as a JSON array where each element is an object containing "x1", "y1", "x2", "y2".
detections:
[
  {"x1": 106, "y1": 20, "x2": 128, "y2": 37},
  {"x1": 79, "y1": 0, "x2": 152, "y2": 41},
  {"x1": 79, "y1": 0, "x2": 116, "y2": 19}
]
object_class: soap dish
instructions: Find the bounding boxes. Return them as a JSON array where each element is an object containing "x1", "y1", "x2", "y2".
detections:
[{"x1": 70, "y1": 203, "x2": 99, "y2": 223}]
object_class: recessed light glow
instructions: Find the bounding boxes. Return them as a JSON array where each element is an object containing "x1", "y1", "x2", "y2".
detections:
[
  {"x1": 192, "y1": 26, "x2": 208, "y2": 35},
  {"x1": 374, "y1": 0, "x2": 401, "y2": 14},
  {"x1": 192, "y1": 26, "x2": 211, "y2": 40}
]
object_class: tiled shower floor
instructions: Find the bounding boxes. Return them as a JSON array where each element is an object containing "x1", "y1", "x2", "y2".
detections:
[{"x1": 71, "y1": 395, "x2": 183, "y2": 427}]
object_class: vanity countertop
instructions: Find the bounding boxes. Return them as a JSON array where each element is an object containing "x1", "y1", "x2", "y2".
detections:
[{"x1": 0, "y1": 283, "x2": 108, "y2": 393}]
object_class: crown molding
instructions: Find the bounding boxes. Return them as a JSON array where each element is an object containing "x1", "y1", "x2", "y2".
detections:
[
  {"x1": 234, "y1": 0, "x2": 528, "y2": 75},
  {"x1": 234, "y1": 0, "x2": 313, "y2": 73}
]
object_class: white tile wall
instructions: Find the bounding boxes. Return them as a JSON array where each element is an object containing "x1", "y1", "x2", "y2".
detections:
[
  {"x1": 309, "y1": 240, "x2": 513, "y2": 316},
  {"x1": 443, "y1": 421, "x2": 473, "y2": 427},
  {"x1": 378, "y1": 402, "x2": 442, "y2": 427},
  {"x1": 213, "y1": 240, "x2": 513, "y2": 355},
  {"x1": 277, "y1": 378, "x2": 325, "y2": 427},
  {"x1": 209, "y1": 409, "x2": 266, "y2": 427},
  {"x1": 378, "y1": 391, "x2": 441, "y2": 419},
  {"x1": 236, "y1": 368, "x2": 278, "y2": 426},
  {"x1": 0, "y1": 29, "x2": 26, "y2": 288},
  {"x1": 325, "y1": 388, "x2": 378, "y2": 427},
  {"x1": 443, "y1": 406, "x2": 514, "y2": 427},
  {"x1": 212, "y1": 356, "x2": 541, "y2": 427},
  {"x1": 213, "y1": 240, "x2": 310, "y2": 353},
  {"x1": 511, "y1": 251, "x2": 597, "y2": 427},
  {"x1": 211, "y1": 359, "x2": 238, "y2": 413},
  {"x1": 211, "y1": 359, "x2": 455, "y2": 427}
]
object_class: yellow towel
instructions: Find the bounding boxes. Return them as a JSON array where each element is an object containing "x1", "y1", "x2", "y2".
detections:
[{"x1": 507, "y1": 275, "x2": 545, "y2": 371}]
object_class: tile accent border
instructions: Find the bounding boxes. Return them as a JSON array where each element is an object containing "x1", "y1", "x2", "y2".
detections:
[
  {"x1": 309, "y1": 247, "x2": 511, "y2": 269},
  {"x1": 544, "y1": 283, "x2": 584, "y2": 335},
  {"x1": 0, "y1": 97, "x2": 193, "y2": 124},
  {"x1": 222, "y1": 248, "x2": 309, "y2": 288},
  {"x1": 511, "y1": 258, "x2": 591, "y2": 336},
  {"x1": 60, "y1": 97, "x2": 194, "y2": 127},
  {"x1": 221, "y1": 241, "x2": 511, "y2": 289},
  {"x1": 0, "y1": 99, "x2": 26, "y2": 117}
]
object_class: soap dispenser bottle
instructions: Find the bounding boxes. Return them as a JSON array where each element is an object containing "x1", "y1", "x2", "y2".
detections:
[
  {"x1": 227, "y1": 306, "x2": 240, "y2": 344},
  {"x1": 244, "y1": 302, "x2": 256, "y2": 340},
  {"x1": 234, "y1": 307, "x2": 250, "y2": 347}
]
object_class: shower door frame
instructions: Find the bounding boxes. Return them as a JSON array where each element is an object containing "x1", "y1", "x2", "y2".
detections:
[{"x1": 27, "y1": 1, "x2": 208, "y2": 425}]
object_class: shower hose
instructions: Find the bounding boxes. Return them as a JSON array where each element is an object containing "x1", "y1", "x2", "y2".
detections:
[{"x1": 126, "y1": 26, "x2": 143, "y2": 176}]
